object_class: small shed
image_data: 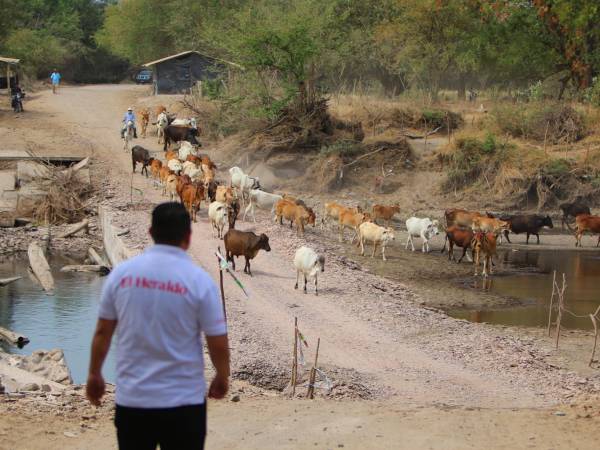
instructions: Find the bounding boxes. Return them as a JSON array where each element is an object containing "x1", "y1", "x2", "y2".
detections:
[
  {"x1": 0, "y1": 56, "x2": 20, "y2": 98},
  {"x1": 143, "y1": 51, "x2": 239, "y2": 95}
]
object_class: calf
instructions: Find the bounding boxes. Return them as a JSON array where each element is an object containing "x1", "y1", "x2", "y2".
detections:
[
  {"x1": 167, "y1": 158, "x2": 183, "y2": 175},
  {"x1": 165, "y1": 174, "x2": 178, "y2": 202},
  {"x1": 503, "y1": 214, "x2": 553, "y2": 244},
  {"x1": 140, "y1": 109, "x2": 150, "y2": 137},
  {"x1": 243, "y1": 189, "x2": 283, "y2": 222},
  {"x1": 372, "y1": 204, "x2": 400, "y2": 227},
  {"x1": 405, "y1": 217, "x2": 440, "y2": 253},
  {"x1": 208, "y1": 201, "x2": 229, "y2": 239},
  {"x1": 150, "y1": 159, "x2": 163, "y2": 181},
  {"x1": 322, "y1": 202, "x2": 361, "y2": 229},
  {"x1": 293, "y1": 246, "x2": 325, "y2": 295},
  {"x1": 165, "y1": 150, "x2": 178, "y2": 161},
  {"x1": 181, "y1": 182, "x2": 205, "y2": 222},
  {"x1": 131, "y1": 145, "x2": 152, "y2": 177},
  {"x1": 575, "y1": 214, "x2": 600, "y2": 247},
  {"x1": 471, "y1": 216, "x2": 509, "y2": 234},
  {"x1": 560, "y1": 202, "x2": 591, "y2": 230},
  {"x1": 471, "y1": 232, "x2": 497, "y2": 277},
  {"x1": 156, "y1": 111, "x2": 169, "y2": 144},
  {"x1": 224, "y1": 229, "x2": 271, "y2": 276},
  {"x1": 358, "y1": 222, "x2": 395, "y2": 261},
  {"x1": 163, "y1": 125, "x2": 200, "y2": 152},
  {"x1": 441, "y1": 225, "x2": 474, "y2": 263},
  {"x1": 158, "y1": 166, "x2": 172, "y2": 186},
  {"x1": 338, "y1": 210, "x2": 370, "y2": 244},
  {"x1": 275, "y1": 199, "x2": 314, "y2": 236},
  {"x1": 216, "y1": 185, "x2": 235, "y2": 204}
]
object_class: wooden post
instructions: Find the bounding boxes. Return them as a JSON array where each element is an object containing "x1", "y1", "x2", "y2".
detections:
[
  {"x1": 547, "y1": 270, "x2": 556, "y2": 336},
  {"x1": 216, "y1": 246, "x2": 227, "y2": 321},
  {"x1": 6, "y1": 64, "x2": 10, "y2": 107},
  {"x1": 589, "y1": 305, "x2": 600, "y2": 367},
  {"x1": 543, "y1": 121, "x2": 549, "y2": 156},
  {"x1": 291, "y1": 317, "x2": 298, "y2": 396},
  {"x1": 555, "y1": 273, "x2": 567, "y2": 349},
  {"x1": 307, "y1": 337, "x2": 320, "y2": 399}
]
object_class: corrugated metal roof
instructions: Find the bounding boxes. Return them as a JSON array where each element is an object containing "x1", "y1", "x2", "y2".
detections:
[
  {"x1": 0, "y1": 56, "x2": 20, "y2": 64},
  {"x1": 143, "y1": 51, "x2": 241, "y2": 69}
]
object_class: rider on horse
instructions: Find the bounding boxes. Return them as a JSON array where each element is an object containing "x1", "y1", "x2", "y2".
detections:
[{"x1": 121, "y1": 107, "x2": 138, "y2": 139}]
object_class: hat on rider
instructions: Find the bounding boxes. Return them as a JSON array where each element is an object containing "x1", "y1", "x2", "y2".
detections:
[{"x1": 127, "y1": 107, "x2": 133, "y2": 111}]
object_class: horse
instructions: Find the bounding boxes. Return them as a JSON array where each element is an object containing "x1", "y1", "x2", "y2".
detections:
[{"x1": 123, "y1": 120, "x2": 135, "y2": 152}]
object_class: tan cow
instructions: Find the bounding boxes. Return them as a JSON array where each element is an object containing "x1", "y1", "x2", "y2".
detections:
[
  {"x1": 338, "y1": 210, "x2": 370, "y2": 244},
  {"x1": 471, "y1": 232, "x2": 497, "y2": 277},
  {"x1": 372, "y1": 204, "x2": 400, "y2": 227}
]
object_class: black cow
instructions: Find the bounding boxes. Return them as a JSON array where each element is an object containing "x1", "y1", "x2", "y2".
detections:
[
  {"x1": 163, "y1": 125, "x2": 200, "y2": 152},
  {"x1": 502, "y1": 214, "x2": 553, "y2": 244},
  {"x1": 131, "y1": 145, "x2": 153, "y2": 177},
  {"x1": 560, "y1": 202, "x2": 591, "y2": 230}
]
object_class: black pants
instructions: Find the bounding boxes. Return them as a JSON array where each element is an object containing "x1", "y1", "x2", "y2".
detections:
[{"x1": 115, "y1": 403, "x2": 206, "y2": 450}]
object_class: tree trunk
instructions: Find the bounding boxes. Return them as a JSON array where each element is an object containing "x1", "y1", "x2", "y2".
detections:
[{"x1": 457, "y1": 74, "x2": 466, "y2": 101}]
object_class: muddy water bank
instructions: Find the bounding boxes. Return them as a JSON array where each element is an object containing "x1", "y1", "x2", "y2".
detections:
[{"x1": 329, "y1": 230, "x2": 600, "y2": 322}]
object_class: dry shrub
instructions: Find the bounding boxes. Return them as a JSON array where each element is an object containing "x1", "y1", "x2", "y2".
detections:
[
  {"x1": 442, "y1": 131, "x2": 600, "y2": 209},
  {"x1": 491, "y1": 103, "x2": 586, "y2": 143},
  {"x1": 33, "y1": 162, "x2": 93, "y2": 224}
]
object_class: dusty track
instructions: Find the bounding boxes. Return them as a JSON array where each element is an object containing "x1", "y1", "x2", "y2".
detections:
[{"x1": 1, "y1": 85, "x2": 600, "y2": 449}]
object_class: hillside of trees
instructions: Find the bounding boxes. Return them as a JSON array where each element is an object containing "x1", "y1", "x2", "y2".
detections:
[{"x1": 1, "y1": 0, "x2": 599, "y2": 102}]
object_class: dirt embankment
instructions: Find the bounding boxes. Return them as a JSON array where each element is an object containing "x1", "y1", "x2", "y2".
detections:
[{"x1": 2, "y1": 85, "x2": 600, "y2": 449}]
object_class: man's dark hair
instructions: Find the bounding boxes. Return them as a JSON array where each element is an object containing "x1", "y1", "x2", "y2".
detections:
[{"x1": 150, "y1": 202, "x2": 191, "y2": 245}]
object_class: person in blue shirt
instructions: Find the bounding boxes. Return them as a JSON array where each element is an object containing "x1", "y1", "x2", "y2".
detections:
[
  {"x1": 121, "y1": 107, "x2": 138, "y2": 139},
  {"x1": 50, "y1": 69, "x2": 61, "y2": 94}
]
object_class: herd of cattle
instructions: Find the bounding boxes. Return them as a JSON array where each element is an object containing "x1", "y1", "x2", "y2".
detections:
[{"x1": 129, "y1": 106, "x2": 600, "y2": 284}]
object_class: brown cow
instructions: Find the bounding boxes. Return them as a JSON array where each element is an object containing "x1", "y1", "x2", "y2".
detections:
[
  {"x1": 150, "y1": 159, "x2": 163, "y2": 180},
  {"x1": 275, "y1": 199, "x2": 313, "y2": 236},
  {"x1": 575, "y1": 214, "x2": 600, "y2": 247},
  {"x1": 181, "y1": 182, "x2": 205, "y2": 222},
  {"x1": 471, "y1": 232, "x2": 497, "y2": 277},
  {"x1": 322, "y1": 202, "x2": 360, "y2": 229},
  {"x1": 154, "y1": 105, "x2": 167, "y2": 117},
  {"x1": 159, "y1": 166, "x2": 172, "y2": 187},
  {"x1": 445, "y1": 208, "x2": 483, "y2": 228},
  {"x1": 338, "y1": 210, "x2": 370, "y2": 244},
  {"x1": 165, "y1": 150, "x2": 178, "y2": 161},
  {"x1": 471, "y1": 216, "x2": 509, "y2": 234},
  {"x1": 441, "y1": 225, "x2": 474, "y2": 263},
  {"x1": 224, "y1": 229, "x2": 271, "y2": 276},
  {"x1": 372, "y1": 204, "x2": 400, "y2": 227},
  {"x1": 140, "y1": 109, "x2": 150, "y2": 137},
  {"x1": 176, "y1": 174, "x2": 192, "y2": 202},
  {"x1": 216, "y1": 185, "x2": 235, "y2": 204}
]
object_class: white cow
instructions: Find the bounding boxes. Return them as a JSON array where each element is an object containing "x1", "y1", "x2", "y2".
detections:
[
  {"x1": 293, "y1": 246, "x2": 325, "y2": 296},
  {"x1": 181, "y1": 161, "x2": 202, "y2": 181},
  {"x1": 208, "y1": 201, "x2": 229, "y2": 239},
  {"x1": 156, "y1": 112, "x2": 169, "y2": 144},
  {"x1": 178, "y1": 141, "x2": 197, "y2": 161},
  {"x1": 171, "y1": 117, "x2": 197, "y2": 129},
  {"x1": 243, "y1": 189, "x2": 283, "y2": 222},
  {"x1": 167, "y1": 158, "x2": 183, "y2": 174},
  {"x1": 405, "y1": 217, "x2": 440, "y2": 253},
  {"x1": 358, "y1": 222, "x2": 395, "y2": 261},
  {"x1": 229, "y1": 166, "x2": 260, "y2": 207}
]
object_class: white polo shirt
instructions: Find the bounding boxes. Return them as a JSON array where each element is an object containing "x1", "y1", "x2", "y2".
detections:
[{"x1": 98, "y1": 244, "x2": 227, "y2": 408}]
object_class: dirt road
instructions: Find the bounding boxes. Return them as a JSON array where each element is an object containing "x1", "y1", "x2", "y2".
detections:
[{"x1": 1, "y1": 85, "x2": 600, "y2": 449}]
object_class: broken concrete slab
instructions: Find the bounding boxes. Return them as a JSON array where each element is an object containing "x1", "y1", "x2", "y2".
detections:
[{"x1": 0, "y1": 170, "x2": 16, "y2": 192}]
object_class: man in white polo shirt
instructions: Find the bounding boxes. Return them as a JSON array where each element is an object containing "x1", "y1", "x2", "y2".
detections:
[{"x1": 86, "y1": 202, "x2": 229, "y2": 450}]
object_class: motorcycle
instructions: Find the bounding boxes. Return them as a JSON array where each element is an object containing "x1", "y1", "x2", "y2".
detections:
[{"x1": 11, "y1": 90, "x2": 25, "y2": 113}]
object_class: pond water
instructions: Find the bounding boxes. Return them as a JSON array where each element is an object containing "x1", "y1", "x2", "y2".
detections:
[
  {"x1": 0, "y1": 255, "x2": 115, "y2": 384},
  {"x1": 449, "y1": 249, "x2": 600, "y2": 329}
]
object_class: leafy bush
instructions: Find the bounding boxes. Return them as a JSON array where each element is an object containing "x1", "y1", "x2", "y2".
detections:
[
  {"x1": 583, "y1": 77, "x2": 600, "y2": 107},
  {"x1": 543, "y1": 158, "x2": 571, "y2": 177},
  {"x1": 320, "y1": 140, "x2": 363, "y2": 158},
  {"x1": 443, "y1": 134, "x2": 513, "y2": 190}
]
